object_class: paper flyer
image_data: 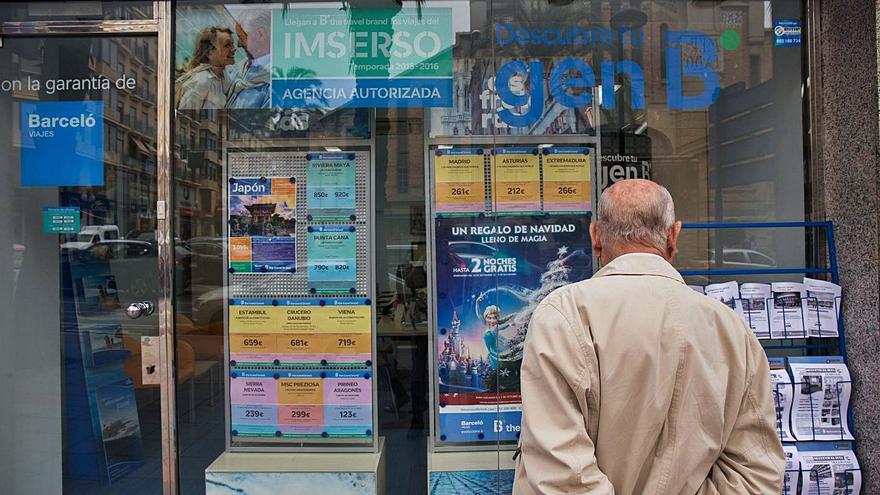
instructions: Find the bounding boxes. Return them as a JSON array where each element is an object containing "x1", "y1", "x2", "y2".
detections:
[
  {"x1": 783, "y1": 444, "x2": 800, "y2": 495},
  {"x1": 307, "y1": 225, "x2": 357, "y2": 293},
  {"x1": 769, "y1": 357, "x2": 795, "y2": 442},
  {"x1": 306, "y1": 153, "x2": 357, "y2": 220},
  {"x1": 229, "y1": 298, "x2": 371, "y2": 366},
  {"x1": 798, "y1": 442, "x2": 861, "y2": 495},
  {"x1": 230, "y1": 369, "x2": 372, "y2": 439},
  {"x1": 688, "y1": 285, "x2": 705, "y2": 294},
  {"x1": 541, "y1": 147, "x2": 591, "y2": 212},
  {"x1": 434, "y1": 148, "x2": 487, "y2": 213},
  {"x1": 434, "y1": 214, "x2": 592, "y2": 443},
  {"x1": 771, "y1": 282, "x2": 807, "y2": 338},
  {"x1": 228, "y1": 177, "x2": 296, "y2": 273},
  {"x1": 94, "y1": 379, "x2": 145, "y2": 482},
  {"x1": 740, "y1": 283, "x2": 771, "y2": 339},
  {"x1": 789, "y1": 356, "x2": 853, "y2": 441},
  {"x1": 491, "y1": 147, "x2": 541, "y2": 212},
  {"x1": 804, "y1": 278, "x2": 842, "y2": 338},
  {"x1": 704, "y1": 281, "x2": 743, "y2": 318}
]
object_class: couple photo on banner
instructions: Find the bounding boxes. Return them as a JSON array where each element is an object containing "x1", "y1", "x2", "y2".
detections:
[{"x1": 175, "y1": 8, "x2": 271, "y2": 111}]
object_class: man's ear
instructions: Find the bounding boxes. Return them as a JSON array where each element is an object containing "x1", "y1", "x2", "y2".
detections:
[
  {"x1": 666, "y1": 221, "x2": 683, "y2": 260},
  {"x1": 589, "y1": 222, "x2": 602, "y2": 258}
]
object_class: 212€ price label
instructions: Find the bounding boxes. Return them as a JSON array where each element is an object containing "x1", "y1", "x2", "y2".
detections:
[{"x1": 492, "y1": 148, "x2": 540, "y2": 211}]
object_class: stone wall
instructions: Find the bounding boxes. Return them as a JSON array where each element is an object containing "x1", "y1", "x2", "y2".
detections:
[{"x1": 817, "y1": 0, "x2": 880, "y2": 490}]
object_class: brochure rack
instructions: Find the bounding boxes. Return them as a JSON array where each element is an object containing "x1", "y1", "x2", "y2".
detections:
[
  {"x1": 776, "y1": 380, "x2": 853, "y2": 441},
  {"x1": 679, "y1": 221, "x2": 845, "y2": 356},
  {"x1": 784, "y1": 465, "x2": 861, "y2": 495},
  {"x1": 680, "y1": 222, "x2": 861, "y2": 493}
]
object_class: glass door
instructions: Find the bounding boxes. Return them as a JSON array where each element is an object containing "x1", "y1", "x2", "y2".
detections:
[{"x1": 0, "y1": 32, "x2": 167, "y2": 494}]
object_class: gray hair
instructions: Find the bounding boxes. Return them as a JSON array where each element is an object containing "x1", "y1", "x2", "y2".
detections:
[
  {"x1": 596, "y1": 181, "x2": 676, "y2": 251},
  {"x1": 235, "y1": 9, "x2": 271, "y2": 35}
]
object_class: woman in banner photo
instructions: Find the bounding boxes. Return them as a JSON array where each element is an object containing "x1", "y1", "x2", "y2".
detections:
[{"x1": 175, "y1": 26, "x2": 236, "y2": 110}]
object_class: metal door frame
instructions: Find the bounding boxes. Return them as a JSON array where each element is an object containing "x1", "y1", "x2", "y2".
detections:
[{"x1": 1, "y1": 3, "x2": 178, "y2": 494}]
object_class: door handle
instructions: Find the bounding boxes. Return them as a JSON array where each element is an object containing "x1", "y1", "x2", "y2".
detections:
[{"x1": 126, "y1": 301, "x2": 155, "y2": 319}]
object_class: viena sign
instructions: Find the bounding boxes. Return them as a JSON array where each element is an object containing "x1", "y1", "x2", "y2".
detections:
[{"x1": 493, "y1": 24, "x2": 723, "y2": 128}]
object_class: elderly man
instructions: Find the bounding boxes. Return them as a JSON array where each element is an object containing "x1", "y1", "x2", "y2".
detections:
[{"x1": 513, "y1": 179, "x2": 784, "y2": 494}]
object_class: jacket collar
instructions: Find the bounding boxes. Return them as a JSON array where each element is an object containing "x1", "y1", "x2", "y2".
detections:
[{"x1": 593, "y1": 253, "x2": 686, "y2": 285}]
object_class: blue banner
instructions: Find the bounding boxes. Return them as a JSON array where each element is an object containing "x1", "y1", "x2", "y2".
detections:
[{"x1": 20, "y1": 101, "x2": 104, "y2": 187}]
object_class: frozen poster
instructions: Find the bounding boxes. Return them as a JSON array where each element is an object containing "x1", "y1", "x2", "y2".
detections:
[{"x1": 434, "y1": 214, "x2": 591, "y2": 443}]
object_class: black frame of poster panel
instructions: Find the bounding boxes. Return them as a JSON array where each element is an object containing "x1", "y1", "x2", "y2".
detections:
[
  {"x1": 425, "y1": 130, "x2": 602, "y2": 455},
  {"x1": 222, "y1": 130, "x2": 379, "y2": 453}
]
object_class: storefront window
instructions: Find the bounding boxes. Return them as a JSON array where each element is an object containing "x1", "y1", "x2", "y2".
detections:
[
  {"x1": 0, "y1": 34, "x2": 161, "y2": 494},
  {"x1": 170, "y1": 1, "x2": 810, "y2": 493}
]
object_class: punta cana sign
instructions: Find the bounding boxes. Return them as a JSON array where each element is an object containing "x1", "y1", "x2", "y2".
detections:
[{"x1": 271, "y1": 8, "x2": 453, "y2": 108}]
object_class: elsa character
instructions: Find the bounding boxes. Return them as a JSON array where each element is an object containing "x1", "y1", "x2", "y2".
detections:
[{"x1": 478, "y1": 302, "x2": 512, "y2": 368}]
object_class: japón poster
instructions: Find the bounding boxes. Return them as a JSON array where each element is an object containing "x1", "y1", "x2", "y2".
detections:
[{"x1": 434, "y1": 214, "x2": 591, "y2": 443}]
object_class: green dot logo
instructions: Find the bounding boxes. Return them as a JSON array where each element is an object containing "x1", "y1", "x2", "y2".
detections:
[{"x1": 720, "y1": 30, "x2": 741, "y2": 51}]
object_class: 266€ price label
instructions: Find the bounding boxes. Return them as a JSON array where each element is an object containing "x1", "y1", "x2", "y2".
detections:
[{"x1": 542, "y1": 147, "x2": 591, "y2": 212}]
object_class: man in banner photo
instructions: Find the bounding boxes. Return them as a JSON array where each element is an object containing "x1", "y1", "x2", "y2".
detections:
[{"x1": 435, "y1": 214, "x2": 591, "y2": 442}]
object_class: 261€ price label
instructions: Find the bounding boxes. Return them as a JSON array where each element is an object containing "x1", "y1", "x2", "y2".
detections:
[{"x1": 434, "y1": 148, "x2": 486, "y2": 212}]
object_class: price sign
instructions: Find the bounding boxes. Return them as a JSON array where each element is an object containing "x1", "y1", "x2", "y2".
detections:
[
  {"x1": 229, "y1": 333, "x2": 277, "y2": 365},
  {"x1": 278, "y1": 377, "x2": 323, "y2": 404},
  {"x1": 492, "y1": 148, "x2": 541, "y2": 212},
  {"x1": 279, "y1": 405, "x2": 323, "y2": 427},
  {"x1": 232, "y1": 404, "x2": 278, "y2": 425},
  {"x1": 324, "y1": 404, "x2": 372, "y2": 427},
  {"x1": 543, "y1": 147, "x2": 591, "y2": 212},
  {"x1": 231, "y1": 376, "x2": 278, "y2": 404},
  {"x1": 434, "y1": 148, "x2": 486, "y2": 213},
  {"x1": 306, "y1": 153, "x2": 356, "y2": 219},
  {"x1": 324, "y1": 377, "x2": 371, "y2": 404},
  {"x1": 307, "y1": 226, "x2": 357, "y2": 292}
]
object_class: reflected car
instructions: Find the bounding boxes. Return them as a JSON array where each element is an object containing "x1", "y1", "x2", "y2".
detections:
[
  {"x1": 711, "y1": 249, "x2": 777, "y2": 269},
  {"x1": 76, "y1": 240, "x2": 191, "y2": 295}
]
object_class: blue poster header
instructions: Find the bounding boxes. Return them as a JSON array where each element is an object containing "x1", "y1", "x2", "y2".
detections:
[{"x1": 20, "y1": 101, "x2": 104, "y2": 187}]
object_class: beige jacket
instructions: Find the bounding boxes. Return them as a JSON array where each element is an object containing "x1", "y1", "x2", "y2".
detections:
[{"x1": 513, "y1": 253, "x2": 784, "y2": 494}]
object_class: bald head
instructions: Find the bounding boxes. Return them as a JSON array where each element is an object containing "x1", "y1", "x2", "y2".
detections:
[{"x1": 590, "y1": 179, "x2": 682, "y2": 263}]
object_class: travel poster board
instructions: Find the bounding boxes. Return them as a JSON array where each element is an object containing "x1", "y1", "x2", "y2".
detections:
[
  {"x1": 228, "y1": 177, "x2": 297, "y2": 273},
  {"x1": 542, "y1": 147, "x2": 591, "y2": 212},
  {"x1": 433, "y1": 148, "x2": 487, "y2": 213},
  {"x1": 229, "y1": 298, "x2": 372, "y2": 367},
  {"x1": 307, "y1": 225, "x2": 357, "y2": 293},
  {"x1": 433, "y1": 214, "x2": 592, "y2": 443},
  {"x1": 306, "y1": 153, "x2": 357, "y2": 221},
  {"x1": 491, "y1": 147, "x2": 540, "y2": 212},
  {"x1": 230, "y1": 369, "x2": 372, "y2": 439}
]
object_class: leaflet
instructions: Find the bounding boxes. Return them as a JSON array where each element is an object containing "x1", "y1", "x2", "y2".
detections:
[
  {"x1": 769, "y1": 358, "x2": 795, "y2": 442},
  {"x1": 704, "y1": 281, "x2": 743, "y2": 318},
  {"x1": 687, "y1": 285, "x2": 705, "y2": 294},
  {"x1": 740, "y1": 283, "x2": 771, "y2": 339},
  {"x1": 798, "y1": 442, "x2": 861, "y2": 495},
  {"x1": 771, "y1": 282, "x2": 807, "y2": 338},
  {"x1": 804, "y1": 278, "x2": 842, "y2": 338},
  {"x1": 789, "y1": 356, "x2": 853, "y2": 441},
  {"x1": 783, "y1": 444, "x2": 799, "y2": 495}
]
